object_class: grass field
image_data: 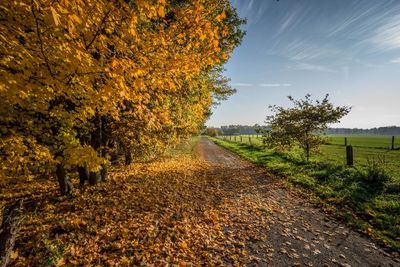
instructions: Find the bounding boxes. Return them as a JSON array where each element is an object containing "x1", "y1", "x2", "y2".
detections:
[
  {"x1": 327, "y1": 135, "x2": 400, "y2": 149},
  {"x1": 220, "y1": 135, "x2": 400, "y2": 180},
  {"x1": 212, "y1": 135, "x2": 400, "y2": 251},
  {"x1": 221, "y1": 134, "x2": 400, "y2": 148}
]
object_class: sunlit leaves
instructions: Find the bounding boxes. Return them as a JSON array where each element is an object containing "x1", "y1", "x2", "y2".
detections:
[{"x1": 0, "y1": 0, "x2": 244, "y2": 188}]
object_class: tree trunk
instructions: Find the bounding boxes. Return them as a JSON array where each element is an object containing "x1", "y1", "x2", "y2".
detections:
[
  {"x1": 100, "y1": 165, "x2": 108, "y2": 182},
  {"x1": 56, "y1": 164, "x2": 73, "y2": 195},
  {"x1": 88, "y1": 115, "x2": 103, "y2": 186},
  {"x1": 77, "y1": 165, "x2": 89, "y2": 186},
  {"x1": 110, "y1": 151, "x2": 120, "y2": 163},
  {"x1": 125, "y1": 151, "x2": 132, "y2": 165},
  {"x1": 0, "y1": 200, "x2": 23, "y2": 267},
  {"x1": 89, "y1": 171, "x2": 101, "y2": 185}
]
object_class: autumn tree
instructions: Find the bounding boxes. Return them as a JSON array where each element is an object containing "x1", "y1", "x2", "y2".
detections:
[
  {"x1": 263, "y1": 94, "x2": 351, "y2": 160},
  {"x1": 204, "y1": 128, "x2": 220, "y2": 137},
  {"x1": 0, "y1": 0, "x2": 244, "y2": 194}
]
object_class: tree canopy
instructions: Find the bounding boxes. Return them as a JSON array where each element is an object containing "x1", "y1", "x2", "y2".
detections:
[
  {"x1": 262, "y1": 94, "x2": 351, "y2": 160},
  {"x1": 0, "y1": 0, "x2": 245, "y2": 193}
]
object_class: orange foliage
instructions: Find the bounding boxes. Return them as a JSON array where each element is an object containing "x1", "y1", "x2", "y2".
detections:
[{"x1": 0, "y1": 0, "x2": 244, "y2": 191}]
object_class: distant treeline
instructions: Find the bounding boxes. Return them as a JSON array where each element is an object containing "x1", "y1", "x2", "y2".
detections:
[
  {"x1": 325, "y1": 126, "x2": 400, "y2": 135},
  {"x1": 216, "y1": 125, "x2": 400, "y2": 136},
  {"x1": 219, "y1": 125, "x2": 265, "y2": 135}
]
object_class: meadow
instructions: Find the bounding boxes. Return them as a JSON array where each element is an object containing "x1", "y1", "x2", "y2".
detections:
[
  {"x1": 220, "y1": 135, "x2": 400, "y2": 179},
  {"x1": 327, "y1": 135, "x2": 400, "y2": 149},
  {"x1": 212, "y1": 135, "x2": 400, "y2": 251}
]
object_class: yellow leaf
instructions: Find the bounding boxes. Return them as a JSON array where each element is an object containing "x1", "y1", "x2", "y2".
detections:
[
  {"x1": 111, "y1": 59, "x2": 118, "y2": 68},
  {"x1": 55, "y1": 257, "x2": 65, "y2": 267},
  {"x1": 180, "y1": 241, "x2": 188, "y2": 250},
  {"x1": 216, "y1": 11, "x2": 226, "y2": 22},
  {"x1": 50, "y1": 7, "x2": 60, "y2": 26},
  {"x1": 158, "y1": 6, "x2": 165, "y2": 17},
  {"x1": 69, "y1": 14, "x2": 81, "y2": 24},
  {"x1": 10, "y1": 251, "x2": 18, "y2": 260}
]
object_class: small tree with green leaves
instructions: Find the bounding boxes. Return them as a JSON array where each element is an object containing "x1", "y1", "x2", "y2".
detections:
[{"x1": 263, "y1": 94, "x2": 351, "y2": 160}]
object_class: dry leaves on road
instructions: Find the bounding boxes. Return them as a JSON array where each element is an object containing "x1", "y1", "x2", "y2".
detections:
[{"x1": 2, "y1": 155, "x2": 273, "y2": 266}]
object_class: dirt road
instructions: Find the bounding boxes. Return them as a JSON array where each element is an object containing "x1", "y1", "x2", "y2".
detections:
[{"x1": 197, "y1": 137, "x2": 399, "y2": 266}]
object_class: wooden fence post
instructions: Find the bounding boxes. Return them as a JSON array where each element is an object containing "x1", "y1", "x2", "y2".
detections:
[
  {"x1": 240, "y1": 136, "x2": 242, "y2": 143},
  {"x1": 344, "y1": 137, "x2": 347, "y2": 146},
  {"x1": 346, "y1": 145, "x2": 353, "y2": 166},
  {"x1": 249, "y1": 136, "x2": 251, "y2": 144},
  {"x1": 392, "y1": 136, "x2": 395, "y2": 150}
]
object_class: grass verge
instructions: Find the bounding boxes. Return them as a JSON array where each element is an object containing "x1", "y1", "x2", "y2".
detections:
[{"x1": 210, "y1": 137, "x2": 400, "y2": 252}]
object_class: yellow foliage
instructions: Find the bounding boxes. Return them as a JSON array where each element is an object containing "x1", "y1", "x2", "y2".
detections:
[
  {"x1": 63, "y1": 144, "x2": 106, "y2": 172},
  {"x1": 0, "y1": 0, "x2": 243, "y2": 190}
]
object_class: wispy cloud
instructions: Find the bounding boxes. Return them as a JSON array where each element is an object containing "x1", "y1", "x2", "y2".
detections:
[
  {"x1": 259, "y1": 83, "x2": 291, "y2": 87},
  {"x1": 289, "y1": 63, "x2": 336, "y2": 73},
  {"x1": 231, "y1": 0, "x2": 269, "y2": 26},
  {"x1": 391, "y1": 58, "x2": 400, "y2": 63},
  {"x1": 269, "y1": 38, "x2": 340, "y2": 62},
  {"x1": 326, "y1": 1, "x2": 384, "y2": 38},
  {"x1": 368, "y1": 13, "x2": 400, "y2": 52},
  {"x1": 266, "y1": 1, "x2": 400, "y2": 66},
  {"x1": 231, "y1": 82, "x2": 253, "y2": 87},
  {"x1": 276, "y1": 7, "x2": 308, "y2": 36}
]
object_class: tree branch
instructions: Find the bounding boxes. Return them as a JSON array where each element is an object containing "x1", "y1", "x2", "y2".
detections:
[
  {"x1": 85, "y1": 9, "x2": 113, "y2": 50},
  {"x1": 31, "y1": 1, "x2": 54, "y2": 78}
]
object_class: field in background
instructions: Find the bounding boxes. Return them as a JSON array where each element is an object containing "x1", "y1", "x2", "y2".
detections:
[
  {"x1": 327, "y1": 135, "x2": 400, "y2": 149},
  {"x1": 212, "y1": 135, "x2": 400, "y2": 250},
  {"x1": 219, "y1": 135, "x2": 400, "y2": 179}
]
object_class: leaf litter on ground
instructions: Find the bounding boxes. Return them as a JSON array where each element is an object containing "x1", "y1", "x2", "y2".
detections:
[{"x1": 1, "y1": 154, "x2": 276, "y2": 266}]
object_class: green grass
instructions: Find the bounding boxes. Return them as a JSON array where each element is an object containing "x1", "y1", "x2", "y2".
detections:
[
  {"x1": 220, "y1": 135, "x2": 400, "y2": 181},
  {"x1": 326, "y1": 135, "x2": 400, "y2": 149},
  {"x1": 318, "y1": 145, "x2": 400, "y2": 180},
  {"x1": 211, "y1": 136, "x2": 400, "y2": 251}
]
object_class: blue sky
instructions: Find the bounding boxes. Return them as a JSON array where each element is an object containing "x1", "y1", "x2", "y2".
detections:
[{"x1": 207, "y1": 0, "x2": 400, "y2": 128}]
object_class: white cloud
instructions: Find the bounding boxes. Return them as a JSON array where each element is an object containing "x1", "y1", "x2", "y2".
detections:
[
  {"x1": 231, "y1": 0, "x2": 269, "y2": 26},
  {"x1": 231, "y1": 82, "x2": 253, "y2": 87},
  {"x1": 276, "y1": 8, "x2": 306, "y2": 36},
  {"x1": 326, "y1": 2, "x2": 383, "y2": 38},
  {"x1": 368, "y1": 14, "x2": 400, "y2": 52},
  {"x1": 268, "y1": 38, "x2": 340, "y2": 62},
  {"x1": 289, "y1": 63, "x2": 336, "y2": 73},
  {"x1": 259, "y1": 83, "x2": 291, "y2": 87},
  {"x1": 390, "y1": 57, "x2": 400, "y2": 63}
]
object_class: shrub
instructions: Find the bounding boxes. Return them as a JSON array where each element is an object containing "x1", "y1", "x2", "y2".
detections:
[{"x1": 362, "y1": 157, "x2": 391, "y2": 189}]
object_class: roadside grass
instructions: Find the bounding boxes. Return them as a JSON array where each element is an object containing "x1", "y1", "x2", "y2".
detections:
[{"x1": 210, "y1": 137, "x2": 400, "y2": 251}]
